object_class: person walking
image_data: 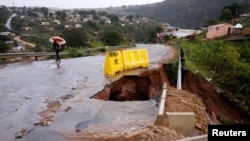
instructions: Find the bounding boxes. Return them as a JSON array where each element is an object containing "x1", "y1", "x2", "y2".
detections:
[{"x1": 53, "y1": 40, "x2": 61, "y2": 62}]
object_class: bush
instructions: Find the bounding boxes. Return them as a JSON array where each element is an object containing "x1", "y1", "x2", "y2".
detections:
[
  {"x1": 33, "y1": 45, "x2": 46, "y2": 52},
  {"x1": 66, "y1": 47, "x2": 83, "y2": 58},
  {"x1": 0, "y1": 41, "x2": 9, "y2": 53}
]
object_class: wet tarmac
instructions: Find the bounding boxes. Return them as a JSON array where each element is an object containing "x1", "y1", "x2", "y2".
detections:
[{"x1": 0, "y1": 44, "x2": 169, "y2": 141}]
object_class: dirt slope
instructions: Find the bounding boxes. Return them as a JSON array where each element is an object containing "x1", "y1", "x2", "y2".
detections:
[{"x1": 91, "y1": 45, "x2": 250, "y2": 140}]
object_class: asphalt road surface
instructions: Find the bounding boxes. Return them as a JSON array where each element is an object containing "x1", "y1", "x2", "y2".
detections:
[{"x1": 0, "y1": 44, "x2": 170, "y2": 141}]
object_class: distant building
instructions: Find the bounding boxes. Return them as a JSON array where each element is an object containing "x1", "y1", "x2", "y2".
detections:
[
  {"x1": 75, "y1": 24, "x2": 82, "y2": 28},
  {"x1": 21, "y1": 27, "x2": 32, "y2": 31},
  {"x1": 161, "y1": 23, "x2": 200, "y2": 39},
  {"x1": 41, "y1": 22, "x2": 50, "y2": 25},
  {"x1": 52, "y1": 20, "x2": 61, "y2": 25},
  {"x1": 240, "y1": 13, "x2": 250, "y2": 21},
  {"x1": 164, "y1": 24, "x2": 177, "y2": 32},
  {"x1": 206, "y1": 23, "x2": 234, "y2": 39},
  {"x1": 173, "y1": 29, "x2": 199, "y2": 38},
  {"x1": 12, "y1": 45, "x2": 25, "y2": 52},
  {"x1": 0, "y1": 32, "x2": 15, "y2": 36},
  {"x1": 5, "y1": 41, "x2": 15, "y2": 44},
  {"x1": 233, "y1": 23, "x2": 243, "y2": 34}
]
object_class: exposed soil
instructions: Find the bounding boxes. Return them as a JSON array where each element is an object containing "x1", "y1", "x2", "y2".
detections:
[
  {"x1": 90, "y1": 46, "x2": 250, "y2": 139},
  {"x1": 182, "y1": 71, "x2": 250, "y2": 125},
  {"x1": 13, "y1": 36, "x2": 36, "y2": 47}
]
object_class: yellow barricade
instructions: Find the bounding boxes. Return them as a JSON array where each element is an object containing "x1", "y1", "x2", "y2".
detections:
[
  {"x1": 104, "y1": 48, "x2": 149, "y2": 77},
  {"x1": 122, "y1": 49, "x2": 149, "y2": 70},
  {"x1": 104, "y1": 51, "x2": 123, "y2": 77}
]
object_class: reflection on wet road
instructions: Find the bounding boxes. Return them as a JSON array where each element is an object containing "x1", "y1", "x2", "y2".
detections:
[{"x1": 0, "y1": 44, "x2": 169, "y2": 140}]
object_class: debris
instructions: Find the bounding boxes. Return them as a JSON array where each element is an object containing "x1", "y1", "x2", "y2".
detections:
[
  {"x1": 34, "y1": 118, "x2": 53, "y2": 126},
  {"x1": 76, "y1": 128, "x2": 81, "y2": 133},
  {"x1": 24, "y1": 96, "x2": 31, "y2": 99},
  {"x1": 7, "y1": 123, "x2": 14, "y2": 129},
  {"x1": 15, "y1": 128, "x2": 27, "y2": 139},
  {"x1": 61, "y1": 94, "x2": 74, "y2": 101},
  {"x1": 64, "y1": 106, "x2": 72, "y2": 112}
]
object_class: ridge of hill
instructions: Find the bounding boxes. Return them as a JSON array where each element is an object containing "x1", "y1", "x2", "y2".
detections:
[{"x1": 107, "y1": 0, "x2": 250, "y2": 28}]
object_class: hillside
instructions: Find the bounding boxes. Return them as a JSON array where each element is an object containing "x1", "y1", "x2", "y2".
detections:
[{"x1": 110, "y1": 0, "x2": 250, "y2": 28}]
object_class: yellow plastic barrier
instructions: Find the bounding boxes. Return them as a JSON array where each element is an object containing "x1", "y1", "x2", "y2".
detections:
[
  {"x1": 104, "y1": 51, "x2": 123, "y2": 76},
  {"x1": 104, "y1": 48, "x2": 149, "y2": 77},
  {"x1": 122, "y1": 49, "x2": 149, "y2": 70}
]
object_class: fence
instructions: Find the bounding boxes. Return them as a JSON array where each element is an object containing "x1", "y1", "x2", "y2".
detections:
[{"x1": 0, "y1": 52, "x2": 69, "y2": 61}]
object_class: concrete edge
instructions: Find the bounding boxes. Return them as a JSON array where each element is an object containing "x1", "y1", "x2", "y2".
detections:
[{"x1": 176, "y1": 134, "x2": 208, "y2": 141}]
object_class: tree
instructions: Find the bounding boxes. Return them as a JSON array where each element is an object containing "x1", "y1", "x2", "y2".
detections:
[
  {"x1": 98, "y1": 11, "x2": 108, "y2": 16},
  {"x1": 87, "y1": 21, "x2": 99, "y2": 30},
  {"x1": 56, "y1": 11, "x2": 67, "y2": 21},
  {"x1": 40, "y1": 7, "x2": 49, "y2": 17},
  {"x1": 0, "y1": 41, "x2": 9, "y2": 53},
  {"x1": 0, "y1": 6, "x2": 10, "y2": 24},
  {"x1": 99, "y1": 30, "x2": 124, "y2": 46},
  {"x1": 223, "y1": 3, "x2": 242, "y2": 18},
  {"x1": 99, "y1": 20, "x2": 105, "y2": 25},
  {"x1": 219, "y1": 9, "x2": 233, "y2": 21},
  {"x1": 62, "y1": 29, "x2": 88, "y2": 48},
  {"x1": 126, "y1": 15, "x2": 134, "y2": 21},
  {"x1": 0, "y1": 24, "x2": 8, "y2": 32},
  {"x1": 146, "y1": 27, "x2": 162, "y2": 43},
  {"x1": 107, "y1": 14, "x2": 119, "y2": 23},
  {"x1": 49, "y1": 13, "x2": 54, "y2": 18},
  {"x1": 0, "y1": 35, "x2": 11, "y2": 41}
]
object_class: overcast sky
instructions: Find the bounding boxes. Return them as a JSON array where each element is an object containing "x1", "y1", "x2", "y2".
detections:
[{"x1": 1, "y1": 0, "x2": 164, "y2": 9}]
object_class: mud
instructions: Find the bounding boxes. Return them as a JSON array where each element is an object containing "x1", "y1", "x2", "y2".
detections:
[
  {"x1": 91, "y1": 67, "x2": 167, "y2": 101},
  {"x1": 91, "y1": 64, "x2": 250, "y2": 127},
  {"x1": 59, "y1": 125, "x2": 183, "y2": 141},
  {"x1": 182, "y1": 70, "x2": 250, "y2": 124}
]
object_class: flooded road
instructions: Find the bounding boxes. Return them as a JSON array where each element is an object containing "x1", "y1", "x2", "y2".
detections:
[{"x1": 0, "y1": 44, "x2": 169, "y2": 141}]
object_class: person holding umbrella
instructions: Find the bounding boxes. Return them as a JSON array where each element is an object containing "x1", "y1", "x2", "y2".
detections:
[
  {"x1": 50, "y1": 36, "x2": 66, "y2": 62},
  {"x1": 52, "y1": 39, "x2": 61, "y2": 62}
]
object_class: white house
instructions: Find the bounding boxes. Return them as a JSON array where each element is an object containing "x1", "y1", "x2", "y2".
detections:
[
  {"x1": 234, "y1": 23, "x2": 243, "y2": 34},
  {"x1": 75, "y1": 24, "x2": 82, "y2": 28},
  {"x1": 12, "y1": 45, "x2": 25, "y2": 52}
]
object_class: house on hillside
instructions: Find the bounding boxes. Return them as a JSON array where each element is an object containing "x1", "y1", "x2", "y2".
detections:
[
  {"x1": 12, "y1": 45, "x2": 25, "y2": 52},
  {"x1": 0, "y1": 32, "x2": 15, "y2": 36},
  {"x1": 164, "y1": 24, "x2": 177, "y2": 33},
  {"x1": 51, "y1": 19, "x2": 61, "y2": 25},
  {"x1": 240, "y1": 13, "x2": 250, "y2": 21},
  {"x1": 206, "y1": 23, "x2": 234, "y2": 39},
  {"x1": 233, "y1": 23, "x2": 243, "y2": 34},
  {"x1": 75, "y1": 24, "x2": 82, "y2": 28},
  {"x1": 41, "y1": 22, "x2": 50, "y2": 25}
]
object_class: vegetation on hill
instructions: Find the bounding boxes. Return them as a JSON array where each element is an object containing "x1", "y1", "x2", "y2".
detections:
[
  {"x1": 175, "y1": 36, "x2": 250, "y2": 115},
  {"x1": 161, "y1": 3, "x2": 250, "y2": 114},
  {"x1": 116, "y1": 0, "x2": 250, "y2": 28},
  {"x1": 19, "y1": 11, "x2": 159, "y2": 43},
  {"x1": 0, "y1": 6, "x2": 163, "y2": 55}
]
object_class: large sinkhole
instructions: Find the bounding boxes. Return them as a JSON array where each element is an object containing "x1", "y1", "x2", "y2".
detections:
[
  {"x1": 90, "y1": 64, "x2": 250, "y2": 124},
  {"x1": 90, "y1": 67, "x2": 167, "y2": 101}
]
